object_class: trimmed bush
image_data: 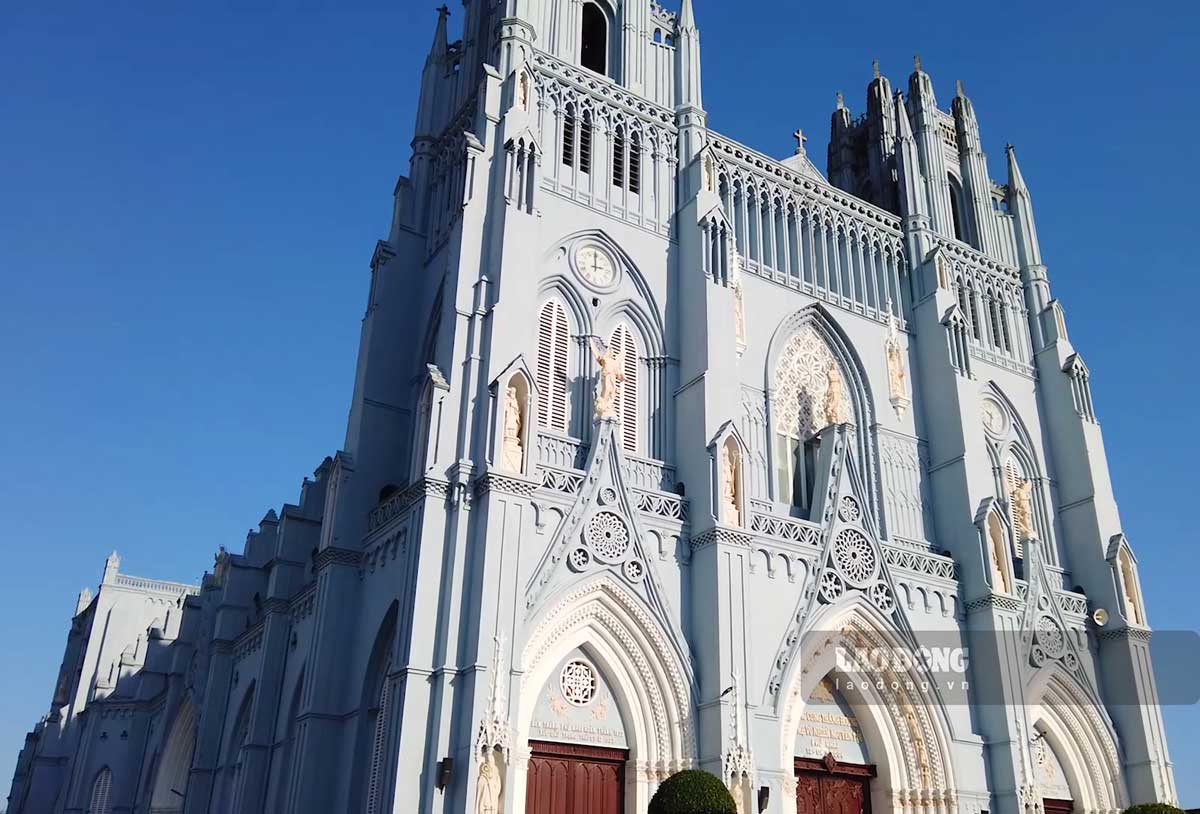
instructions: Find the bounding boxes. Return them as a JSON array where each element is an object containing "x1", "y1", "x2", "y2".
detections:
[
  {"x1": 1122, "y1": 805, "x2": 1184, "y2": 814},
  {"x1": 648, "y1": 770, "x2": 737, "y2": 814}
]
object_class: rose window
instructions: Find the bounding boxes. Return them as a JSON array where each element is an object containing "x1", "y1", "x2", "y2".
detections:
[
  {"x1": 568, "y1": 548, "x2": 591, "y2": 571},
  {"x1": 832, "y1": 529, "x2": 877, "y2": 586},
  {"x1": 838, "y1": 496, "x2": 861, "y2": 524},
  {"x1": 623, "y1": 559, "x2": 645, "y2": 582},
  {"x1": 820, "y1": 571, "x2": 845, "y2": 603},
  {"x1": 1036, "y1": 616, "x2": 1065, "y2": 657},
  {"x1": 586, "y1": 511, "x2": 630, "y2": 561},
  {"x1": 559, "y1": 660, "x2": 597, "y2": 706},
  {"x1": 869, "y1": 582, "x2": 895, "y2": 614}
]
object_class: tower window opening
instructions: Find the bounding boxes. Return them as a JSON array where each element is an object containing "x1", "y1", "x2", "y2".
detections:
[
  {"x1": 949, "y1": 175, "x2": 967, "y2": 243},
  {"x1": 581, "y1": 2, "x2": 608, "y2": 76},
  {"x1": 562, "y1": 105, "x2": 576, "y2": 168},
  {"x1": 629, "y1": 131, "x2": 641, "y2": 194},
  {"x1": 579, "y1": 110, "x2": 594, "y2": 174},
  {"x1": 612, "y1": 126, "x2": 626, "y2": 189}
]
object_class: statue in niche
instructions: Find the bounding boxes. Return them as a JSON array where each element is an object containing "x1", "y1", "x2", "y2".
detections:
[
  {"x1": 1011, "y1": 479, "x2": 1035, "y2": 540},
  {"x1": 704, "y1": 153, "x2": 715, "y2": 193},
  {"x1": 823, "y1": 361, "x2": 848, "y2": 426},
  {"x1": 732, "y1": 280, "x2": 746, "y2": 353},
  {"x1": 517, "y1": 71, "x2": 530, "y2": 111},
  {"x1": 720, "y1": 443, "x2": 741, "y2": 526},
  {"x1": 885, "y1": 312, "x2": 909, "y2": 415},
  {"x1": 591, "y1": 337, "x2": 626, "y2": 421},
  {"x1": 501, "y1": 384, "x2": 524, "y2": 471},
  {"x1": 475, "y1": 749, "x2": 502, "y2": 814}
]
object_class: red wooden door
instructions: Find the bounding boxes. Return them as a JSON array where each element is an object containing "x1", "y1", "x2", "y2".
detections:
[
  {"x1": 525, "y1": 741, "x2": 625, "y2": 814},
  {"x1": 795, "y1": 756, "x2": 874, "y2": 814},
  {"x1": 1044, "y1": 799, "x2": 1074, "y2": 814}
]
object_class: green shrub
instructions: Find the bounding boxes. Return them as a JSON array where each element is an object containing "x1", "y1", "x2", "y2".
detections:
[
  {"x1": 1121, "y1": 805, "x2": 1184, "y2": 814},
  {"x1": 648, "y1": 770, "x2": 737, "y2": 814}
]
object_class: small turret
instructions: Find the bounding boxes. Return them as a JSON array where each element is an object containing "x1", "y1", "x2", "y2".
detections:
[
  {"x1": 675, "y1": 0, "x2": 706, "y2": 166},
  {"x1": 414, "y1": 6, "x2": 450, "y2": 141},
  {"x1": 827, "y1": 91, "x2": 855, "y2": 191},
  {"x1": 865, "y1": 61, "x2": 896, "y2": 209},
  {"x1": 1006, "y1": 145, "x2": 1043, "y2": 269},
  {"x1": 102, "y1": 551, "x2": 120, "y2": 585},
  {"x1": 894, "y1": 91, "x2": 928, "y2": 226},
  {"x1": 906, "y1": 55, "x2": 955, "y2": 237}
]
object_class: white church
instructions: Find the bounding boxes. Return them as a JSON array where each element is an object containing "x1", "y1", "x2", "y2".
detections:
[{"x1": 6, "y1": 1, "x2": 1178, "y2": 813}]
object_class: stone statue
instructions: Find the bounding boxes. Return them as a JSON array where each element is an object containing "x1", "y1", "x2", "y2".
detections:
[
  {"x1": 823, "y1": 361, "x2": 848, "y2": 426},
  {"x1": 591, "y1": 337, "x2": 626, "y2": 421},
  {"x1": 885, "y1": 315, "x2": 908, "y2": 409},
  {"x1": 501, "y1": 385, "x2": 524, "y2": 471},
  {"x1": 1011, "y1": 479, "x2": 1035, "y2": 540},
  {"x1": 733, "y1": 281, "x2": 746, "y2": 353},
  {"x1": 475, "y1": 749, "x2": 502, "y2": 814},
  {"x1": 517, "y1": 71, "x2": 530, "y2": 111},
  {"x1": 720, "y1": 443, "x2": 741, "y2": 526}
]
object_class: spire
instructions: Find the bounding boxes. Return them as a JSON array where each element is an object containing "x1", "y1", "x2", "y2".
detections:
[
  {"x1": 429, "y1": 5, "x2": 449, "y2": 63},
  {"x1": 895, "y1": 90, "x2": 915, "y2": 142},
  {"x1": 873, "y1": 59, "x2": 880, "y2": 79},
  {"x1": 955, "y1": 79, "x2": 964, "y2": 98},
  {"x1": 893, "y1": 91, "x2": 928, "y2": 224},
  {"x1": 679, "y1": 0, "x2": 697, "y2": 31},
  {"x1": 1006, "y1": 144, "x2": 1042, "y2": 267},
  {"x1": 836, "y1": 90, "x2": 845, "y2": 110}
]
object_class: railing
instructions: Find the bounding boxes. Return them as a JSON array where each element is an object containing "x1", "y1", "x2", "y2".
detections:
[
  {"x1": 709, "y1": 134, "x2": 908, "y2": 328},
  {"x1": 536, "y1": 432, "x2": 589, "y2": 471},
  {"x1": 749, "y1": 511, "x2": 822, "y2": 547},
  {"x1": 113, "y1": 574, "x2": 200, "y2": 596},
  {"x1": 621, "y1": 454, "x2": 676, "y2": 493}
]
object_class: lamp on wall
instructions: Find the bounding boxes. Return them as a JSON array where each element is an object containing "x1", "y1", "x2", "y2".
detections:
[
  {"x1": 758, "y1": 785, "x2": 770, "y2": 812},
  {"x1": 437, "y1": 757, "x2": 453, "y2": 790}
]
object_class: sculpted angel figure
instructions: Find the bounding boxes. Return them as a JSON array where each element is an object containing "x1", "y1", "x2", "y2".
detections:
[
  {"x1": 823, "y1": 361, "x2": 848, "y2": 426},
  {"x1": 720, "y1": 443, "x2": 741, "y2": 526},
  {"x1": 1011, "y1": 479, "x2": 1035, "y2": 540},
  {"x1": 591, "y1": 337, "x2": 626, "y2": 421}
]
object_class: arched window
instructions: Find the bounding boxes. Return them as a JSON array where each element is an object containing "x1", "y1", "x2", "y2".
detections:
[
  {"x1": 364, "y1": 655, "x2": 393, "y2": 814},
  {"x1": 612, "y1": 124, "x2": 626, "y2": 189},
  {"x1": 581, "y1": 2, "x2": 608, "y2": 75},
  {"x1": 87, "y1": 767, "x2": 113, "y2": 814},
  {"x1": 216, "y1": 686, "x2": 255, "y2": 812},
  {"x1": 536, "y1": 300, "x2": 571, "y2": 433},
  {"x1": 772, "y1": 325, "x2": 848, "y2": 515},
  {"x1": 608, "y1": 323, "x2": 640, "y2": 453},
  {"x1": 561, "y1": 103, "x2": 576, "y2": 168},
  {"x1": 1003, "y1": 454, "x2": 1027, "y2": 558},
  {"x1": 579, "y1": 109, "x2": 594, "y2": 174},
  {"x1": 628, "y1": 130, "x2": 641, "y2": 194},
  {"x1": 275, "y1": 675, "x2": 304, "y2": 814},
  {"x1": 948, "y1": 175, "x2": 967, "y2": 244}
]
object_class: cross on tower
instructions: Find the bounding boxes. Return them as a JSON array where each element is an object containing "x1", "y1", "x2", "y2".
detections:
[{"x1": 793, "y1": 129, "x2": 808, "y2": 156}]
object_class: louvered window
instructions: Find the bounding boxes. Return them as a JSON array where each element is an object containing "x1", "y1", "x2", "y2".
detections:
[
  {"x1": 580, "y1": 111, "x2": 593, "y2": 175},
  {"x1": 609, "y1": 324, "x2": 639, "y2": 453},
  {"x1": 562, "y1": 105, "x2": 576, "y2": 167},
  {"x1": 629, "y1": 131, "x2": 641, "y2": 194},
  {"x1": 536, "y1": 300, "x2": 571, "y2": 433},
  {"x1": 1003, "y1": 456, "x2": 1024, "y2": 558},
  {"x1": 365, "y1": 669, "x2": 392, "y2": 814},
  {"x1": 88, "y1": 768, "x2": 113, "y2": 814},
  {"x1": 612, "y1": 125, "x2": 626, "y2": 188}
]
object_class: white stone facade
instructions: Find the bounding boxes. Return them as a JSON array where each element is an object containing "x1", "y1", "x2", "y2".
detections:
[{"x1": 7, "y1": 2, "x2": 1177, "y2": 813}]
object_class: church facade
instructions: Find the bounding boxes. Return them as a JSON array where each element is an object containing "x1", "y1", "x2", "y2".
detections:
[{"x1": 7, "y1": 2, "x2": 1178, "y2": 813}]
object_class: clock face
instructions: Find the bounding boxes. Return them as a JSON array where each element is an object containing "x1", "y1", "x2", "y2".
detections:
[
  {"x1": 981, "y1": 398, "x2": 1008, "y2": 436},
  {"x1": 576, "y1": 245, "x2": 616, "y2": 287}
]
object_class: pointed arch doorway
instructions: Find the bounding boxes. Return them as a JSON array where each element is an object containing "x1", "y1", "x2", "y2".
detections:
[
  {"x1": 793, "y1": 677, "x2": 877, "y2": 814},
  {"x1": 795, "y1": 755, "x2": 876, "y2": 814}
]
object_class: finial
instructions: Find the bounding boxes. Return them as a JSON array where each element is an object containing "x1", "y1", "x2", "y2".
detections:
[
  {"x1": 873, "y1": 59, "x2": 880, "y2": 79},
  {"x1": 437, "y1": 4, "x2": 449, "y2": 18},
  {"x1": 836, "y1": 90, "x2": 845, "y2": 109},
  {"x1": 914, "y1": 54, "x2": 922, "y2": 72},
  {"x1": 955, "y1": 79, "x2": 964, "y2": 98},
  {"x1": 793, "y1": 129, "x2": 808, "y2": 156}
]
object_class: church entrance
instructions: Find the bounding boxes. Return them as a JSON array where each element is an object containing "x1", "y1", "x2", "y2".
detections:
[
  {"x1": 524, "y1": 740, "x2": 626, "y2": 814},
  {"x1": 795, "y1": 755, "x2": 876, "y2": 814}
]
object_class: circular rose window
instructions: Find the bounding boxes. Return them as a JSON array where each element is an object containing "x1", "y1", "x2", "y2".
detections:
[{"x1": 559, "y1": 660, "x2": 598, "y2": 706}]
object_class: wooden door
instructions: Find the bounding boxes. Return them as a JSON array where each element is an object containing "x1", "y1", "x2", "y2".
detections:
[
  {"x1": 795, "y1": 756, "x2": 874, "y2": 814},
  {"x1": 1044, "y1": 799, "x2": 1074, "y2": 814},
  {"x1": 525, "y1": 741, "x2": 625, "y2": 814}
]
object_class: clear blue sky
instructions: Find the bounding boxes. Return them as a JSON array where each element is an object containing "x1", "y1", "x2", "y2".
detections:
[{"x1": 2, "y1": 0, "x2": 1196, "y2": 806}]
